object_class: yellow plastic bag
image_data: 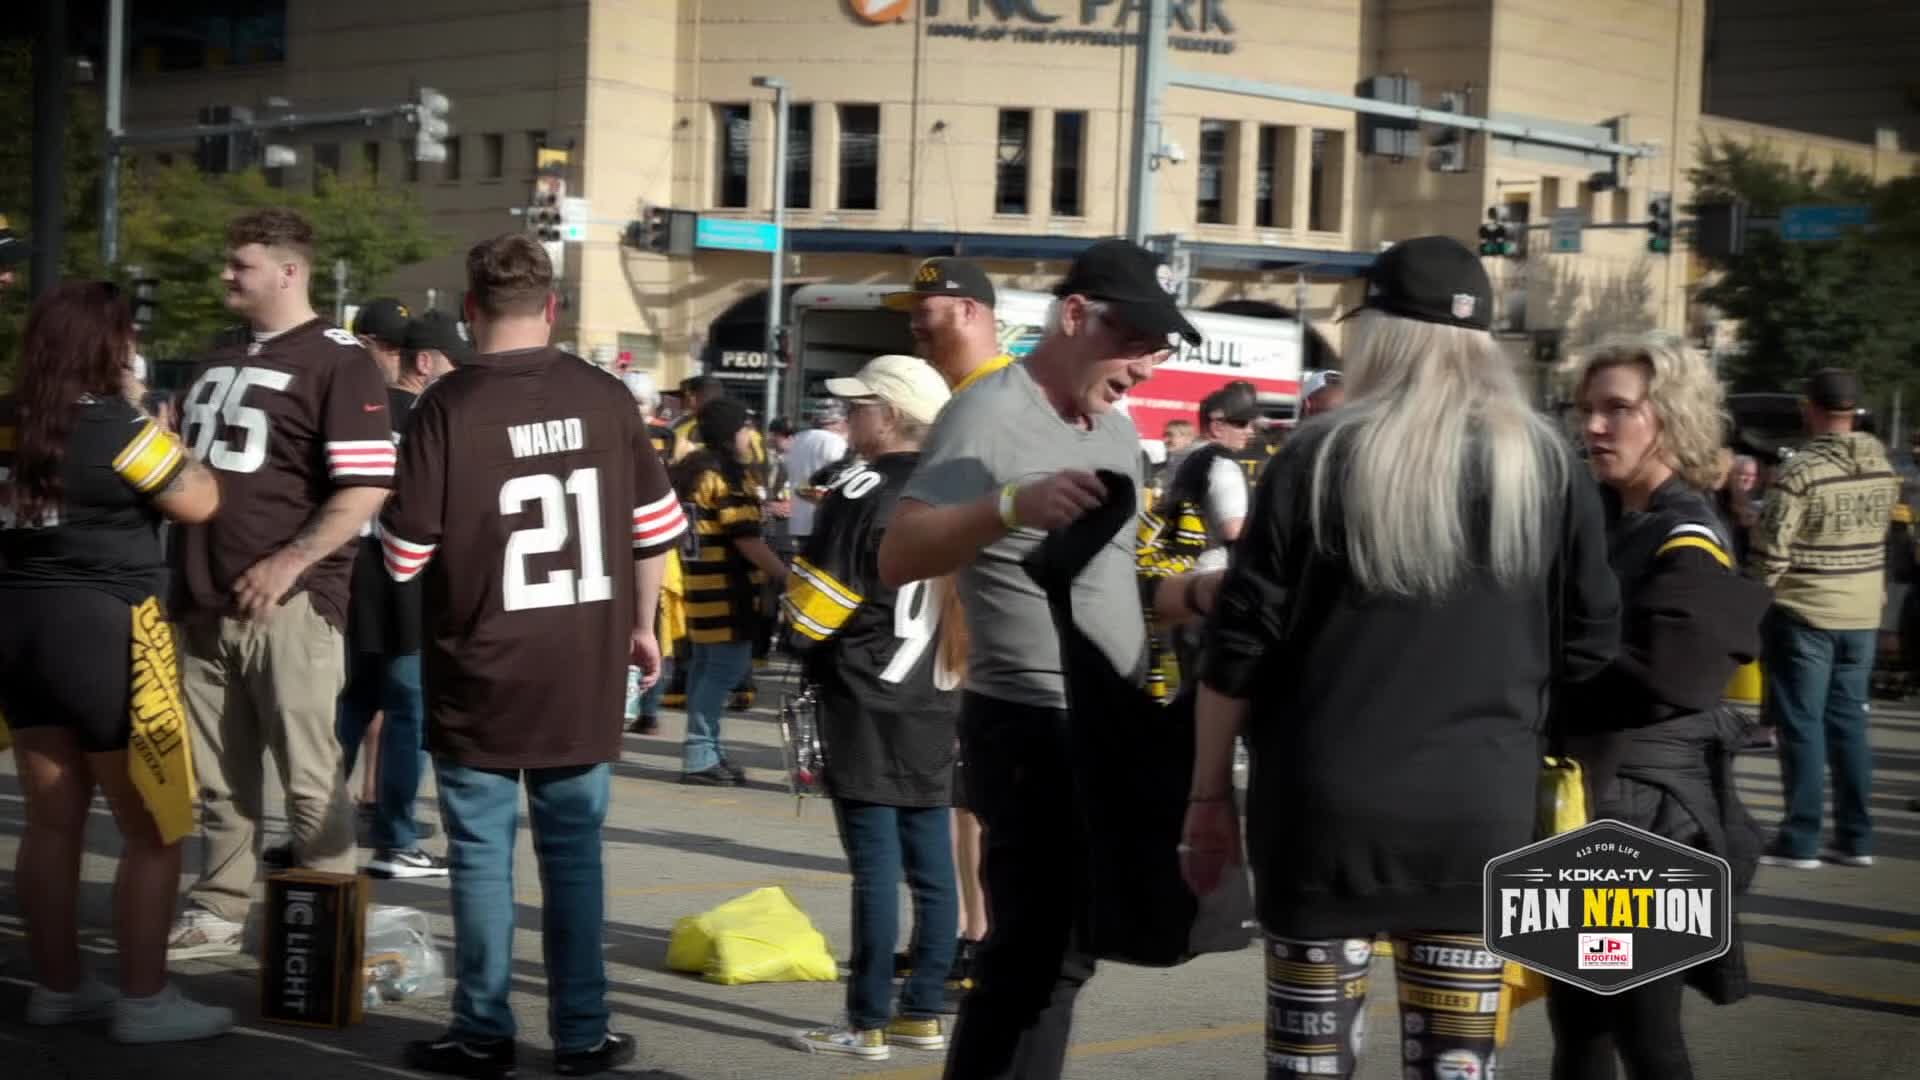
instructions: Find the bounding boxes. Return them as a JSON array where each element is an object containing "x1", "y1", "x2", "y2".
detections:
[
  {"x1": 1497, "y1": 754, "x2": 1593, "y2": 1043},
  {"x1": 666, "y1": 886, "x2": 838, "y2": 986}
]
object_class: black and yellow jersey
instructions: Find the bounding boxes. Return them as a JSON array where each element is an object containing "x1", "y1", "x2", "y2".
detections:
[
  {"x1": 784, "y1": 451, "x2": 959, "y2": 806},
  {"x1": 679, "y1": 455, "x2": 766, "y2": 645},
  {"x1": 0, "y1": 394, "x2": 188, "y2": 603}
]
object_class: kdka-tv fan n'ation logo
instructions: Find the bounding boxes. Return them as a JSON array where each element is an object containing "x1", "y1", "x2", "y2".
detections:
[{"x1": 1483, "y1": 820, "x2": 1733, "y2": 995}]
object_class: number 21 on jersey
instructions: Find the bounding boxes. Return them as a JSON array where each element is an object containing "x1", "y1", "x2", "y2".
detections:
[{"x1": 501, "y1": 468, "x2": 612, "y2": 612}]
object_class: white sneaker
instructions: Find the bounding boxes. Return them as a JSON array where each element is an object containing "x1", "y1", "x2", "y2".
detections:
[
  {"x1": 1823, "y1": 849, "x2": 1874, "y2": 868},
  {"x1": 25, "y1": 978, "x2": 118, "y2": 1025},
  {"x1": 792, "y1": 1019, "x2": 891, "y2": 1060},
  {"x1": 167, "y1": 908, "x2": 244, "y2": 959},
  {"x1": 112, "y1": 984, "x2": 234, "y2": 1043}
]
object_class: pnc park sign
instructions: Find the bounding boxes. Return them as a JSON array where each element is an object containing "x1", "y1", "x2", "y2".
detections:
[
  {"x1": 851, "y1": 0, "x2": 1239, "y2": 53},
  {"x1": 1484, "y1": 820, "x2": 1732, "y2": 995}
]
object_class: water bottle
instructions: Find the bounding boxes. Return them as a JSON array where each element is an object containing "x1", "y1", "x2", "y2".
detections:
[{"x1": 623, "y1": 665, "x2": 643, "y2": 723}]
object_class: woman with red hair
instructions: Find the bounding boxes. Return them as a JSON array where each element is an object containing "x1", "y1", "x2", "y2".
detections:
[{"x1": 0, "y1": 281, "x2": 226, "y2": 1041}]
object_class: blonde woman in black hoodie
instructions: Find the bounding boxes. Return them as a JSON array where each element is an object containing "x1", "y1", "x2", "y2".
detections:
[
  {"x1": 1553, "y1": 334, "x2": 1771, "y2": 1079},
  {"x1": 1183, "y1": 238, "x2": 1621, "y2": 1080}
]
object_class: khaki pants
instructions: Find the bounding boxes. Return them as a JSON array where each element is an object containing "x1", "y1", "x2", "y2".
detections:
[{"x1": 180, "y1": 592, "x2": 356, "y2": 923}]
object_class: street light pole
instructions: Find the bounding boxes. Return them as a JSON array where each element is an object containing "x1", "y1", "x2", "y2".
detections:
[
  {"x1": 1126, "y1": 0, "x2": 1169, "y2": 243},
  {"x1": 754, "y1": 75, "x2": 790, "y2": 424},
  {"x1": 100, "y1": 0, "x2": 126, "y2": 269}
]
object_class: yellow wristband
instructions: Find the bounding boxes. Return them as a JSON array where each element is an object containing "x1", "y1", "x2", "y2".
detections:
[{"x1": 998, "y1": 483, "x2": 1021, "y2": 530}]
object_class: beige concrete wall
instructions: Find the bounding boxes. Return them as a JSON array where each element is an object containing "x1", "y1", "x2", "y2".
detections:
[
  {"x1": 1482, "y1": 0, "x2": 1707, "y2": 341},
  {"x1": 1698, "y1": 115, "x2": 1920, "y2": 185},
  {"x1": 120, "y1": 0, "x2": 591, "y2": 330}
]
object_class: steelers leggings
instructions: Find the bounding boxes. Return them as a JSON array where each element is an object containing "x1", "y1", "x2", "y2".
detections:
[{"x1": 1265, "y1": 932, "x2": 1505, "y2": 1080}]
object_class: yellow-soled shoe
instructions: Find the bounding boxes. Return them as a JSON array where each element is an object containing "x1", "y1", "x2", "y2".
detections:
[{"x1": 886, "y1": 1016, "x2": 947, "y2": 1050}]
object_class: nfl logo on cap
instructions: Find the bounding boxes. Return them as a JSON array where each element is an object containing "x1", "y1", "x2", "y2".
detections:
[{"x1": 1451, "y1": 293, "x2": 1477, "y2": 320}]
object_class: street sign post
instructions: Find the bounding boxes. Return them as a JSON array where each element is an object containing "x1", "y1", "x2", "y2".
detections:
[
  {"x1": 695, "y1": 217, "x2": 782, "y2": 254},
  {"x1": 1780, "y1": 204, "x2": 1870, "y2": 242},
  {"x1": 1549, "y1": 209, "x2": 1586, "y2": 254}
]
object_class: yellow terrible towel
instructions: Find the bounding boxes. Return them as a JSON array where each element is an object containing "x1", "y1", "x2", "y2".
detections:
[{"x1": 129, "y1": 597, "x2": 198, "y2": 844}]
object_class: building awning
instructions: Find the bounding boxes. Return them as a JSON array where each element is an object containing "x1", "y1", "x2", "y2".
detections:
[{"x1": 783, "y1": 228, "x2": 1376, "y2": 278}]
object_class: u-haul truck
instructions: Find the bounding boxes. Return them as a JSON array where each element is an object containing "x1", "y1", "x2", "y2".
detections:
[{"x1": 785, "y1": 284, "x2": 1305, "y2": 440}]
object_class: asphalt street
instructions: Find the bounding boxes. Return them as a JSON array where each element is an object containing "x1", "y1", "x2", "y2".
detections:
[{"x1": 2, "y1": 674, "x2": 1916, "y2": 1079}]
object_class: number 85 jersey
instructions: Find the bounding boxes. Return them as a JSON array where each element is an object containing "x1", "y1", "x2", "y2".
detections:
[
  {"x1": 173, "y1": 318, "x2": 395, "y2": 629},
  {"x1": 378, "y1": 347, "x2": 685, "y2": 769},
  {"x1": 785, "y1": 451, "x2": 960, "y2": 806}
]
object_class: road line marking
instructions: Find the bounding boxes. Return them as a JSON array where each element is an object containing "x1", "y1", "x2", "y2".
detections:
[
  {"x1": 864, "y1": 1022, "x2": 1264, "y2": 1079},
  {"x1": 400, "y1": 872, "x2": 851, "y2": 911}
]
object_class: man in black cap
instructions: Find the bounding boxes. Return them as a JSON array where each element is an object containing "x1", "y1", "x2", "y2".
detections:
[
  {"x1": 878, "y1": 237, "x2": 1198, "y2": 1079},
  {"x1": 1750, "y1": 366, "x2": 1901, "y2": 870},
  {"x1": 0, "y1": 216, "x2": 27, "y2": 291},
  {"x1": 336, "y1": 308, "x2": 471, "y2": 880},
  {"x1": 886, "y1": 257, "x2": 1012, "y2": 393},
  {"x1": 352, "y1": 297, "x2": 413, "y2": 385}
]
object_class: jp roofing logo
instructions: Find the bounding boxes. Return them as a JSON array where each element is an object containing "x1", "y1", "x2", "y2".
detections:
[
  {"x1": 849, "y1": 0, "x2": 913, "y2": 24},
  {"x1": 1485, "y1": 820, "x2": 1731, "y2": 995}
]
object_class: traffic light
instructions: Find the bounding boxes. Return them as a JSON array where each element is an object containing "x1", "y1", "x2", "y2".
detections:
[
  {"x1": 126, "y1": 270, "x2": 158, "y2": 333},
  {"x1": 1693, "y1": 200, "x2": 1747, "y2": 260},
  {"x1": 195, "y1": 105, "x2": 258, "y2": 173},
  {"x1": 624, "y1": 207, "x2": 697, "y2": 256},
  {"x1": 529, "y1": 171, "x2": 565, "y2": 243},
  {"x1": 1479, "y1": 206, "x2": 1517, "y2": 257},
  {"x1": 1647, "y1": 194, "x2": 1673, "y2": 254},
  {"x1": 412, "y1": 86, "x2": 451, "y2": 164}
]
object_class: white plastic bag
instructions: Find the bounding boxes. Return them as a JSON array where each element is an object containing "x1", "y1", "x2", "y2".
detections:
[{"x1": 362, "y1": 905, "x2": 447, "y2": 1008}]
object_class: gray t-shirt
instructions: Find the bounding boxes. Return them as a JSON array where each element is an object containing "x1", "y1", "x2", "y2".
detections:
[{"x1": 903, "y1": 361, "x2": 1148, "y2": 709}]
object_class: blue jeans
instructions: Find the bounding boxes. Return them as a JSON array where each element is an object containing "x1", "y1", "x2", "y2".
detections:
[
  {"x1": 1762, "y1": 607, "x2": 1876, "y2": 858},
  {"x1": 435, "y1": 760, "x2": 611, "y2": 1051},
  {"x1": 834, "y1": 799, "x2": 959, "y2": 1029},
  {"x1": 336, "y1": 651, "x2": 426, "y2": 850},
  {"x1": 683, "y1": 641, "x2": 753, "y2": 773}
]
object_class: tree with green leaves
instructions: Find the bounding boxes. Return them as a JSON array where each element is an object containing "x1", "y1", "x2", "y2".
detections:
[
  {"x1": 1690, "y1": 137, "x2": 1920, "y2": 412},
  {"x1": 0, "y1": 40, "x2": 445, "y2": 385}
]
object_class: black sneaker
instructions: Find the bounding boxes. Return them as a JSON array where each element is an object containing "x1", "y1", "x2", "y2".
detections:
[
  {"x1": 894, "y1": 951, "x2": 914, "y2": 979},
  {"x1": 554, "y1": 1032, "x2": 637, "y2": 1076},
  {"x1": 680, "y1": 766, "x2": 737, "y2": 787},
  {"x1": 948, "y1": 938, "x2": 978, "y2": 988},
  {"x1": 628, "y1": 714, "x2": 661, "y2": 736},
  {"x1": 261, "y1": 844, "x2": 294, "y2": 871},
  {"x1": 369, "y1": 848, "x2": 451, "y2": 879},
  {"x1": 719, "y1": 758, "x2": 748, "y2": 784},
  {"x1": 405, "y1": 1033, "x2": 516, "y2": 1078}
]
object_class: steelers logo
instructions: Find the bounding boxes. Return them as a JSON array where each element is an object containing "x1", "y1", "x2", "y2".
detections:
[
  {"x1": 1403, "y1": 1012, "x2": 1425, "y2": 1036},
  {"x1": 1156, "y1": 262, "x2": 1178, "y2": 295},
  {"x1": 1306, "y1": 947, "x2": 1327, "y2": 964},
  {"x1": 850, "y1": 0, "x2": 912, "y2": 25},
  {"x1": 1343, "y1": 938, "x2": 1374, "y2": 966}
]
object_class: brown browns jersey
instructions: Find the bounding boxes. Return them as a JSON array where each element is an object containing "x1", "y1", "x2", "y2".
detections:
[
  {"x1": 171, "y1": 318, "x2": 395, "y2": 628},
  {"x1": 379, "y1": 346, "x2": 686, "y2": 769}
]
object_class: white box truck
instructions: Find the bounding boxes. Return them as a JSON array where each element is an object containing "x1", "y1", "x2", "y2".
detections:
[{"x1": 785, "y1": 284, "x2": 1308, "y2": 444}]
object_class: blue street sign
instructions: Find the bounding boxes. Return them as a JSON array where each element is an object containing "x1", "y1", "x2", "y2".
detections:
[
  {"x1": 1780, "y1": 204, "x2": 1870, "y2": 243},
  {"x1": 695, "y1": 217, "x2": 781, "y2": 253}
]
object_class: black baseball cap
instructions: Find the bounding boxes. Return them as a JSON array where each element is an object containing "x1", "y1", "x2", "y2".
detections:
[
  {"x1": 1343, "y1": 235, "x2": 1493, "y2": 331},
  {"x1": 403, "y1": 310, "x2": 475, "y2": 363},
  {"x1": 0, "y1": 222, "x2": 27, "y2": 268},
  {"x1": 884, "y1": 257, "x2": 997, "y2": 311},
  {"x1": 352, "y1": 297, "x2": 412, "y2": 346},
  {"x1": 1200, "y1": 383, "x2": 1260, "y2": 426},
  {"x1": 1806, "y1": 368, "x2": 1859, "y2": 412},
  {"x1": 1054, "y1": 238, "x2": 1202, "y2": 347}
]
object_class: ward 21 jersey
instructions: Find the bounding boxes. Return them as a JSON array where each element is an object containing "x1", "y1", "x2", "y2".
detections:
[
  {"x1": 379, "y1": 347, "x2": 686, "y2": 770},
  {"x1": 784, "y1": 452, "x2": 960, "y2": 721}
]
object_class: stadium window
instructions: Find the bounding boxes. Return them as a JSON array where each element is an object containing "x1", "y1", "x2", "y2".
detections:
[
  {"x1": 838, "y1": 104, "x2": 880, "y2": 211},
  {"x1": 996, "y1": 109, "x2": 1031, "y2": 216},
  {"x1": 1051, "y1": 111, "x2": 1086, "y2": 217}
]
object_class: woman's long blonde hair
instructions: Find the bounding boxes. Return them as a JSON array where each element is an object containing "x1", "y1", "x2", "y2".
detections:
[
  {"x1": 1309, "y1": 310, "x2": 1569, "y2": 599},
  {"x1": 1572, "y1": 334, "x2": 1728, "y2": 491}
]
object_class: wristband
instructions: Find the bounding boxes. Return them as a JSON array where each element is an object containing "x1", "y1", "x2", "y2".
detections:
[{"x1": 998, "y1": 483, "x2": 1021, "y2": 530}]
